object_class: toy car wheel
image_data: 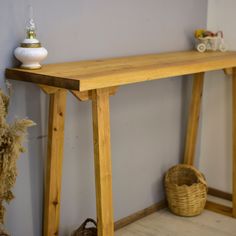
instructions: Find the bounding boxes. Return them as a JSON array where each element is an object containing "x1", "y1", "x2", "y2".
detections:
[
  {"x1": 197, "y1": 43, "x2": 206, "y2": 53},
  {"x1": 219, "y1": 43, "x2": 227, "y2": 52}
]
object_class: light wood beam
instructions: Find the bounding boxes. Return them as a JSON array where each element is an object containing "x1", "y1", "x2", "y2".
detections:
[
  {"x1": 38, "y1": 84, "x2": 60, "y2": 94},
  {"x1": 71, "y1": 86, "x2": 118, "y2": 101},
  {"x1": 232, "y1": 67, "x2": 236, "y2": 218},
  {"x1": 223, "y1": 68, "x2": 233, "y2": 76},
  {"x1": 43, "y1": 89, "x2": 67, "y2": 236},
  {"x1": 92, "y1": 88, "x2": 114, "y2": 236},
  {"x1": 184, "y1": 72, "x2": 204, "y2": 165}
]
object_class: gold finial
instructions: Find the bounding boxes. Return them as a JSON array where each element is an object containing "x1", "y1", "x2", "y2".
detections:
[{"x1": 27, "y1": 29, "x2": 36, "y2": 39}]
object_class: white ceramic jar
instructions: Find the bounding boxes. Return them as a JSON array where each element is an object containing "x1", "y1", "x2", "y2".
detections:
[{"x1": 14, "y1": 19, "x2": 48, "y2": 69}]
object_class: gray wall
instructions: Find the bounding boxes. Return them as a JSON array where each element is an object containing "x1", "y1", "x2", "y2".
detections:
[
  {"x1": 199, "y1": 0, "x2": 236, "y2": 192},
  {"x1": 0, "y1": 1, "x2": 207, "y2": 235}
]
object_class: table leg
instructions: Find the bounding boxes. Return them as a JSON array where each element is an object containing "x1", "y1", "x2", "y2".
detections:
[
  {"x1": 44, "y1": 89, "x2": 67, "y2": 236},
  {"x1": 232, "y1": 68, "x2": 236, "y2": 218},
  {"x1": 184, "y1": 72, "x2": 204, "y2": 165},
  {"x1": 92, "y1": 88, "x2": 114, "y2": 236}
]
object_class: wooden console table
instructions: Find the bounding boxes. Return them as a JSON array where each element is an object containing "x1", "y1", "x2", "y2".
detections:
[{"x1": 6, "y1": 51, "x2": 236, "y2": 236}]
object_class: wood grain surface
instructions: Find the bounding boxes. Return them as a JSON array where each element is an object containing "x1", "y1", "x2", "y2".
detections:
[
  {"x1": 43, "y1": 89, "x2": 67, "y2": 236},
  {"x1": 184, "y1": 72, "x2": 204, "y2": 165},
  {"x1": 92, "y1": 88, "x2": 114, "y2": 236},
  {"x1": 6, "y1": 51, "x2": 236, "y2": 91}
]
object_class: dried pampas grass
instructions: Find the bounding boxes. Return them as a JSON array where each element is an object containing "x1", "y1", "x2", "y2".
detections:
[{"x1": 0, "y1": 90, "x2": 35, "y2": 235}]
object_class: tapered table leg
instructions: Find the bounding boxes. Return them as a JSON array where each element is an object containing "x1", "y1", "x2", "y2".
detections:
[
  {"x1": 232, "y1": 68, "x2": 236, "y2": 218},
  {"x1": 44, "y1": 89, "x2": 67, "y2": 236},
  {"x1": 184, "y1": 72, "x2": 204, "y2": 165},
  {"x1": 92, "y1": 88, "x2": 114, "y2": 236}
]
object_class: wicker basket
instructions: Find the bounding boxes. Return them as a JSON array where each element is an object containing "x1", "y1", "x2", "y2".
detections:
[
  {"x1": 164, "y1": 164, "x2": 208, "y2": 216},
  {"x1": 71, "y1": 218, "x2": 97, "y2": 236}
]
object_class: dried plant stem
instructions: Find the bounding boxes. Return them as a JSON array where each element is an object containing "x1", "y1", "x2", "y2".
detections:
[{"x1": 0, "y1": 90, "x2": 35, "y2": 235}]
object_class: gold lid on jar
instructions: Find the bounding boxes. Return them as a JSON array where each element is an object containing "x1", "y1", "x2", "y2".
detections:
[{"x1": 20, "y1": 42, "x2": 41, "y2": 48}]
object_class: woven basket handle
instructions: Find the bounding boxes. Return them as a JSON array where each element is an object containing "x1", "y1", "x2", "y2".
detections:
[
  {"x1": 185, "y1": 164, "x2": 207, "y2": 187},
  {"x1": 190, "y1": 166, "x2": 207, "y2": 187},
  {"x1": 197, "y1": 173, "x2": 207, "y2": 187},
  {"x1": 78, "y1": 218, "x2": 97, "y2": 231}
]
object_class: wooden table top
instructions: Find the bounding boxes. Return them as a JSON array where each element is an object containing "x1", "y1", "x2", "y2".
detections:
[{"x1": 6, "y1": 51, "x2": 236, "y2": 91}]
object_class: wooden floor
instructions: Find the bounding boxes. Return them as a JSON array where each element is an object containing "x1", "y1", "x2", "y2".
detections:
[
  {"x1": 115, "y1": 209, "x2": 236, "y2": 236},
  {"x1": 115, "y1": 204, "x2": 236, "y2": 236}
]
